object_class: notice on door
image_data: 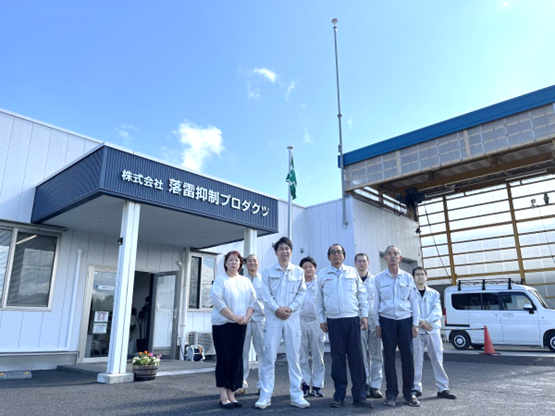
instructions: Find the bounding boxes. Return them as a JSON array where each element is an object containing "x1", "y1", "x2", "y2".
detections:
[
  {"x1": 93, "y1": 323, "x2": 108, "y2": 334},
  {"x1": 94, "y1": 311, "x2": 109, "y2": 322}
]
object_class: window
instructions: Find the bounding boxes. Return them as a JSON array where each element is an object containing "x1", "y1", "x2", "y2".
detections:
[
  {"x1": 0, "y1": 226, "x2": 59, "y2": 309},
  {"x1": 188, "y1": 254, "x2": 217, "y2": 309},
  {"x1": 452, "y1": 292, "x2": 499, "y2": 310},
  {"x1": 501, "y1": 292, "x2": 533, "y2": 311}
]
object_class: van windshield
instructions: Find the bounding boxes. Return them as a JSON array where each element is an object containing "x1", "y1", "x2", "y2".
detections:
[{"x1": 529, "y1": 288, "x2": 554, "y2": 310}]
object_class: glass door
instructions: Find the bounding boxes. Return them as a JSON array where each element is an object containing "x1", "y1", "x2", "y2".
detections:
[
  {"x1": 79, "y1": 266, "x2": 117, "y2": 363},
  {"x1": 151, "y1": 272, "x2": 179, "y2": 358}
]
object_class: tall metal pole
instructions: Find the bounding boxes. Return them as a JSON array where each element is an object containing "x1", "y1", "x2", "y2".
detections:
[
  {"x1": 287, "y1": 146, "x2": 293, "y2": 238},
  {"x1": 332, "y1": 18, "x2": 348, "y2": 228}
]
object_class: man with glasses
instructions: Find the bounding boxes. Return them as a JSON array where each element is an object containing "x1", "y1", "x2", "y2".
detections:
[
  {"x1": 316, "y1": 244, "x2": 373, "y2": 409},
  {"x1": 255, "y1": 237, "x2": 309, "y2": 409},
  {"x1": 354, "y1": 253, "x2": 383, "y2": 399}
]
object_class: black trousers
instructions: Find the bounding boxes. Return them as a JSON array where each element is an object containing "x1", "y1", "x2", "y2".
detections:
[
  {"x1": 213, "y1": 323, "x2": 247, "y2": 390},
  {"x1": 327, "y1": 317, "x2": 366, "y2": 402},
  {"x1": 379, "y1": 316, "x2": 414, "y2": 400}
]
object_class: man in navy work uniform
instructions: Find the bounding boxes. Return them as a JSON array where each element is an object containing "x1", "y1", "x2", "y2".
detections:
[
  {"x1": 374, "y1": 245, "x2": 420, "y2": 407},
  {"x1": 412, "y1": 267, "x2": 456, "y2": 400},
  {"x1": 316, "y1": 244, "x2": 373, "y2": 409}
]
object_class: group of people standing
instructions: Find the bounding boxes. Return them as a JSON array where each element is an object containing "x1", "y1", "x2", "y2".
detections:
[{"x1": 210, "y1": 237, "x2": 456, "y2": 410}]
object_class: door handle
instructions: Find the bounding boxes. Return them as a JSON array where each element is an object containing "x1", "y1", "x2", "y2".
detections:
[{"x1": 502, "y1": 313, "x2": 514, "y2": 317}]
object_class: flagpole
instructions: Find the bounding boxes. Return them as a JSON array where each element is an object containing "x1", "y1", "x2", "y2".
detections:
[
  {"x1": 332, "y1": 18, "x2": 348, "y2": 228},
  {"x1": 287, "y1": 146, "x2": 293, "y2": 238}
]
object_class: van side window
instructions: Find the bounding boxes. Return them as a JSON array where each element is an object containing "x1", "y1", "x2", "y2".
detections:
[
  {"x1": 452, "y1": 293, "x2": 482, "y2": 310},
  {"x1": 501, "y1": 293, "x2": 532, "y2": 311},
  {"x1": 452, "y1": 293, "x2": 500, "y2": 310},
  {"x1": 482, "y1": 293, "x2": 500, "y2": 310}
]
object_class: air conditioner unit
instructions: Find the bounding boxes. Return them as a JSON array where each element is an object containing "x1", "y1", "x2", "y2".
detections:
[{"x1": 187, "y1": 331, "x2": 215, "y2": 355}]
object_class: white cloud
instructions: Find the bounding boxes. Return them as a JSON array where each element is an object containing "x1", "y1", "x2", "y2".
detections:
[
  {"x1": 253, "y1": 67, "x2": 278, "y2": 83},
  {"x1": 303, "y1": 128, "x2": 313, "y2": 144},
  {"x1": 247, "y1": 81, "x2": 260, "y2": 101},
  {"x1": 348, "y1": 118, "x2": 353, "y2": 129},
  {"x1": 502, "y1": 1, "x2": 509, "y2": 6},
  {"x1": 174, "y1": 120, "x2": 224, "y2": 171},
  {"x1": 114, "y1": 124, "x2": 138, "y2": 145},
  {"x1": 285, "y1": 80, "x2": 297, "y2": 101}
]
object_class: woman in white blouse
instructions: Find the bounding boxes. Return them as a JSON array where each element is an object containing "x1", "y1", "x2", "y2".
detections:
[{"x1": 211, "y1": 250, "x2": 256, "y2": 409}]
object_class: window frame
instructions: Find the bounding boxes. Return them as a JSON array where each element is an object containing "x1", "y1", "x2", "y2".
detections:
[
  {"x1": 0, "y1": 223, "x2": 61, "y2": 311},
  {"x1": 500, "y1": 291, "x2": 534, "y2": 311},
  {"x1": 188, "y1": 252, "x2": 218, "y2": 312}
]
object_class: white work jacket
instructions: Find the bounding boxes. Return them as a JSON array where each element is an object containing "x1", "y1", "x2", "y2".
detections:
[
  {"x1": 245, "y1": 272, "x2": 265, "y2": 322},
  {"x1": 316, "y1": 264, "x2": 368, "y2": 323},
  {"x1": 417, "y1": 286, "x2": 442, "y2": 334},
  {"x1": 374, "y1": 268, "x2": 419, "y2": 326},
  {"x1": 261, "y1": 262, "x2": 306, "y2": 315},
  {"x1": 300, "y1": 277, "x2": 318, "y2": 321}
]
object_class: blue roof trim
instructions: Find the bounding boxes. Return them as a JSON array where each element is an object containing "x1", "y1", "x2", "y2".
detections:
[{"x1": 343, "y1": 84, "x2": 555, "y2": 166}]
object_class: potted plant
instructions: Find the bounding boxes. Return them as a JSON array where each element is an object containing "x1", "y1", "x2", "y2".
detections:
[{"x1": 132, "y1": 351, "x2": 161, "y2": 381}]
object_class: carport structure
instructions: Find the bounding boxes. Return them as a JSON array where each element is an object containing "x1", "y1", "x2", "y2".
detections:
[{"x1": 342, "y1": 85, "x2": 555, "y2": 301}]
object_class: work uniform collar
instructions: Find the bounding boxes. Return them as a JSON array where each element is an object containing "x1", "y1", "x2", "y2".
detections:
[
  {"x1": 384, "y1": 267, "x2": 402, "y2": 279},
  {"x1": 274, "y1": 262, "x2": 293, "y2": 273},
  {"x1": 330, "y1": 264, "x2": 345, "y2": 276}
]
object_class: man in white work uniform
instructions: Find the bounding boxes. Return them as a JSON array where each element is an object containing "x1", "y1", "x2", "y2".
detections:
[
  {"x1": 255, "y1": 237, "x2": 309, "y2": 409},
  {"x1": 412, "y1": 267, "x2": 456, "y2": 400},
  {"x1": 354, "y1": 253, "x2": 383, "y2": 399},
  {"x1": 374, "y1": 245, "x2": 420, "y2": 408},
  {"x1": 299, "y1": 256, "x2": 325, "y2": 398},
  {"x1": 316, "y1": 244, "x2": 373, "y2": 409},
  {"x1": 236, "y1": 254, "x2": 265, "y2": 395}
]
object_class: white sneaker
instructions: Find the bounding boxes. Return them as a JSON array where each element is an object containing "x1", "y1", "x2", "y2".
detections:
[
  {"x1": 255, "y1": 398, "x2": 272, "y2": 409},
  {"x1": 290, "y1": 397, "x2": 310, "y2": 408}
]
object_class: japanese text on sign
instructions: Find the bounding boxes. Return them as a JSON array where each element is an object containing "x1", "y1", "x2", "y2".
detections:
[{"x1": 121, "y1": 170, "x2": 269, "y2": 217}]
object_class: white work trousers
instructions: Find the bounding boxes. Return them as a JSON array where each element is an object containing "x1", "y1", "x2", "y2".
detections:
[
  {"x1": 413, "y1": 332, "x2": 449, "y2": 393},
  {"x1": 242, "y1": 320, "x2": 265, "y2": 389},
  {"x1": 361, "y1": 324, "x2": 383, "y2": 389},
  {"x1": 299, "y1": 319, "x2": 326, "y2": 389},
  {"x1": 259, "y1": 313, "x2": 303, "y2": 400}
]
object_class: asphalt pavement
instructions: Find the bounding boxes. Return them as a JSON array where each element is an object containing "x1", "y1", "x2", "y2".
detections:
[{"x1": 1, "y1": 354, "x2": 554, "y2": 416}]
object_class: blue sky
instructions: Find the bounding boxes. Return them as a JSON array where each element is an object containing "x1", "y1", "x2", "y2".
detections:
[{"x1": 1, "y1": 1, "x2": 555, "y2": 206}]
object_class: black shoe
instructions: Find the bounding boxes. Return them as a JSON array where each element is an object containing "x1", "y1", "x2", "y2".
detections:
[
  {"x1": 301, "y1": 382, "x2": 310, "y2": 397},
  {"x1": 330, "y1": 400, "x2": 344, "y2": 408},
  {"x1": 313, "y1": 387, "x2": 325, "y2": 398},
  {"x1": 414, "y1": 390, "x2": 422, "y2": 398},
  {"x1": 438, "y1": 390, "x2": 457, "y2": 400},
  {"x1": 219, "y1": 401, "x2": 234, "y2": 410},
  {"x1": 384, "y1": 398, "x2": 396, "y2": 407},
  {"x1": 353, "y1": 399, "x2": 374, "y2": 408},
  {"x1": 230, "y1": 401, "x2": 243, "y2": 408},
  {"x1": 404, "y1": 396, "x2": 421, "y2": 407},
  {"x1": 370, "y1": 388, "x2": 383, "y2": 399}
]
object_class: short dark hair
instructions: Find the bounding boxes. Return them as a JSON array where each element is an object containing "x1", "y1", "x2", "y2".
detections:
[
  {"x1": 273, "y1": 236, "x2": 293, "y2": 252},
  {"x1": 300, "y1": 256, "x2": 317, "y2": 269},
  {"x1": 354, "y1": 253, "x2": 369, "y2": 262},
  {"x1": 327, "y1": 243, "x2": 346, "y2": 258},
  {"x1": 224, "y1": 250, "x2": 244, "y2": 272},
  {"x1": 412, "y1": 266, "x2": 427, "y2": 277}
]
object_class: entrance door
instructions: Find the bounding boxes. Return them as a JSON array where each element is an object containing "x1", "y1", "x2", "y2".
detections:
[
  {"x1": 79, "y1": 265, "x2": 117, "y2": 363},
  {"x1": 151, "y1": 272, "x2": 179, "y2": 358}
]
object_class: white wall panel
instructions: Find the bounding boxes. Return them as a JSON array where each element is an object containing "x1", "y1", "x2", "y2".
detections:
[
  {"x1": 0, "y1": 112, "x2": 15, "y2": 197},
  {"x1": 43, "y1": 129, "x2": 69, "y2": 178},
  {"x1": 0, "y1": 311, "x2": 23, "y2": 349},
  {"x1": 146, "y1": 242, "x2": 162, "y2": 271},
  {"x1": 18, "y1": 312, "x2": 43, "y2": 350},
  {"x1": 17, "y1": 123, "x2": 51, "y2": 222},
  {"x1": 65, "y1": 134, "x2": 86, "y2": 165},
  {"x1": 0, "y1": 118, "x2": 32, "y2": 221},
  {"x1": 135, "y1": 240, "x2": 149, "y2": 271}
]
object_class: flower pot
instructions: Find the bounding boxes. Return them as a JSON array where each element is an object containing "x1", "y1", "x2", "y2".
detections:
[{"x1": 132, "y1": 364, "x2": 158, "y2": 381}]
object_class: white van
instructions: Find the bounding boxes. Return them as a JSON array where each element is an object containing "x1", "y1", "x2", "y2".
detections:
[{"x1": 443, "y1": 278, "x2": 555, "y2": 352}]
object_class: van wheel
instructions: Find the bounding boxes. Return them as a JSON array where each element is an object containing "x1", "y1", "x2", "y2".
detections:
[
  {"x1": 470, "y1": 343, "x2": 484, "y2": 350},
  {"x1": 451, "y1": 331, "x2": 470, "y2": 350},
  {"x1": 544, "y1": 331, "x2": 555, "y2": 352}
]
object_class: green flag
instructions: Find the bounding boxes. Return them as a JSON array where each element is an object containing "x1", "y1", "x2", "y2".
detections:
[{"x1": 286, "y1": 155, "x2": 297, "y2": 200}]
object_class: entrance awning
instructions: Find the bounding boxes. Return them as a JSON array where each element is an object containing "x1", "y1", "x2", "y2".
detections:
[{"x1": 32, "y1": 144, "x2": 278, "y2": 249}]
